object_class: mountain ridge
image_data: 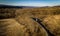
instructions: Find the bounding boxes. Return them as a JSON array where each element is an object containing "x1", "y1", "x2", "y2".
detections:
[{"x1": 0, "y1": 4, "x2": 60, "y2": 8}]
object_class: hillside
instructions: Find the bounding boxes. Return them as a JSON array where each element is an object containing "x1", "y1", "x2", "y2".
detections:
[{"x1": 0, "y1": 6, "x2": 60, "y2": 36}]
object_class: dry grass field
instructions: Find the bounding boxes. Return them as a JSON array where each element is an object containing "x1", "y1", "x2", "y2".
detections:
[{"x1": 0, "y1": 6, "x2": 60, "y2": 36}]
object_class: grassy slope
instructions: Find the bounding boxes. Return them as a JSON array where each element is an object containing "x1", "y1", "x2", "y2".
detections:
[
  {"x1": 0, "y1": 6, "x2": 60, "y2": 36},
  {"x1": 15, "y1": 6, "x2": 60, "y2": 36},
  {"x1": 43, "y1": 15, "x2": 60, "y2": 36}
]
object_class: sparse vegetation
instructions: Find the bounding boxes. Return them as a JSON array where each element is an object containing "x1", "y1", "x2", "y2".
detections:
[{"x1": 0, "y1": 6, "x2": 60, "y2": 36}]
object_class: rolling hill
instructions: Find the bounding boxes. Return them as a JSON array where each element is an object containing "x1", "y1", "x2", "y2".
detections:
[{"x1": 0, "y1": 5, "x2": 60, "y2": 36}]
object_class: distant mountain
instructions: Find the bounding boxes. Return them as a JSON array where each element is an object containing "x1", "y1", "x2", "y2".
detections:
[
  {"x1": 0, "y1": 4, "x2": 23, "y2": 8},
  {"x1": 0, "y1": 4, "x2": 60, "y2": 8},
  {"x1": 0, "y1": 4, "x2": 37, "y2": 8}
]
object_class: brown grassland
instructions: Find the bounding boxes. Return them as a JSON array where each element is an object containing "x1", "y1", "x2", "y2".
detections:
[{"x1": 0, "y1": 6, "x2": 60, "y2": 36}]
